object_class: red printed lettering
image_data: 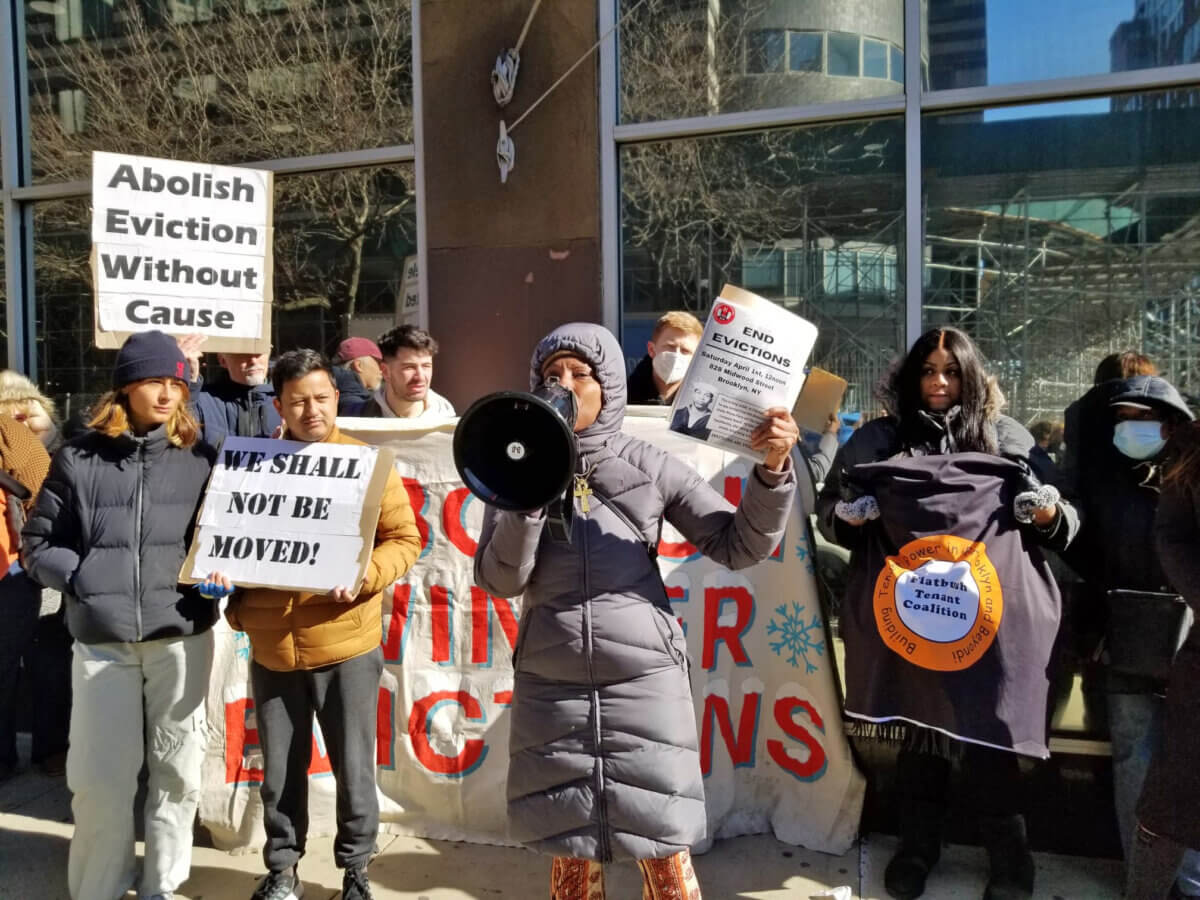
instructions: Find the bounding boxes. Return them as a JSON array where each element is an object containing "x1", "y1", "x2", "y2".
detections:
[
  {"x1": 442, "y1": 487, "x2": 478, "y2": 558},
  {"x1": 700, "y1": 690, "x2": 762, "y2": 776},
  {"x1": 702, "y1": 585, "x2": 755, "y2": 670},
  {"x1": 431, "y1": 585, "x2": 452, "y2": 664},
  {"x1": 402, "y1": 477, "x2": 433, "y2": 559},
  {"x1": 767, "y1": 697, "x2": 828, "y2": 781},
  {"x1": 381, "y1": 583, "x2": 412, "y2": 663},
  {"x1": 469, "y1": 586, "x2": 519, "y2": 665},
  {"x1": 407, "y1": 690, "x2": 489, "y2": 777}
]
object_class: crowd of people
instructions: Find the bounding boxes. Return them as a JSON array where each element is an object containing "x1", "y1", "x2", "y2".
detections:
[{"x1": 0, "y1": 312, "x2": 1197, "y2": 900}]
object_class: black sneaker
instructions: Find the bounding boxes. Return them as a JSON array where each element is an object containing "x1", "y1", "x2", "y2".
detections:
[
  {"x1": 250, "y1": 866, "x2": 304, "y2": 900},
  {"x1": 342, "y1": 865, "x2": 373, "y2": 900}
]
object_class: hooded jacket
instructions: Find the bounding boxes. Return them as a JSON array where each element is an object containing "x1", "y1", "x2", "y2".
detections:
[
  {"x1": 474, "y1": 322, "x2": 795, "y2": 862},
  {"x1": 1061, "y1": 375, "x2": 1195, "y2": 594},
  {"x1": 21, "y1": 425, "x2": 217, "y2": 644},
  {"x1": 191, "y1": 373, "x2": 281, "y2": 452}
]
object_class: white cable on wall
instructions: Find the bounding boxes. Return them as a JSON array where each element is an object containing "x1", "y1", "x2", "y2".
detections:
[
  {"x1": 491, "y1": 0, "x2": 544, "y2": 108},
  {"x1": 495, "y1": 0, "x2": 649, "y2": 184}
]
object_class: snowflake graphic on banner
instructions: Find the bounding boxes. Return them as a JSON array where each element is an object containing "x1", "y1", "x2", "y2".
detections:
[
  {"x1": 794, "y1": 536, "x2": 815, "y2": 575},
  {"x1": 767, "y1": 602, "x2": 825, "y2": 673}
]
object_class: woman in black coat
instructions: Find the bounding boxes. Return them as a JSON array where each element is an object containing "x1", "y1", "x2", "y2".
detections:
[
  {"x1": 817, "y1": 327, "x2": 1077, "y2": 900},
  {"x1": 1126, "y1": 422, "x2": 1200, "y2": 899}
]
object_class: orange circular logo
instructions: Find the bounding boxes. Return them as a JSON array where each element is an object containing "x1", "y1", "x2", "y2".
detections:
[{"x1": 873, "y1": 535, "x2": 1003, "y2": 672}]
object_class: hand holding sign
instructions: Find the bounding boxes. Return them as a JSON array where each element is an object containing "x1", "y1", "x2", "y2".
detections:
[
  {"x1": 198, "y1": 570, "x2": 234, "y2": 599},
  {"x1": 749, "y1": 407, "x2": 800, "y2": 472},
  {"x1": 329, "y1": 585, "x2": 357, "y2": 604},
  {"x1": 176, "y1": 333, "x2": 207, "y2": 383}
]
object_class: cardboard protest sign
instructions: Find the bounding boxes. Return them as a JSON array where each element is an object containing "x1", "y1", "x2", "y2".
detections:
[
  {"x1": 182, "y1": 437, "x2": 394, "y2": 593},
  {"x1": 793, "y1": 368, "x2": 848, "y2": 435},
  {"x1": 668, "y1": 285, "x2": 818, "y2": 462},
  {"x1": 199, "y1": 415, "x2": 866, "y2": 855},
  {"x1": 91, "y1": 151, "x2": 273, "y2": 352},
  {"x1": 838, "y1": 453, "x2": 1062, "y2": 758}
]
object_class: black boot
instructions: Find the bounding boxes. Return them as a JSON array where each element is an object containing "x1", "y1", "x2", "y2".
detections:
[
  {"x1": 885, "y1": 798, "x2": 945, "y2": 899},
  {"x1": 981, "y1": 814, "x2": 1035, "y2": 900},
  {"x1": 885, "y1": 749, "x2": 950, "y2": 900}
]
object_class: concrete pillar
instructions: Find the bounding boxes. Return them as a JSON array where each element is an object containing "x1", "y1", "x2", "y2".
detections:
[{"x1": 420, "y1": 0, "x2": 602, "y2": 409}]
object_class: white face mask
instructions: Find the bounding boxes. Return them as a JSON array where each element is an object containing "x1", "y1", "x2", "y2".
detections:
[
  {"x1": 1113, "y1": 419, "x2": 1166, "y2": 460},
  {"x1": 652, "y1": 350, "x2": 691, "y2": 385}
]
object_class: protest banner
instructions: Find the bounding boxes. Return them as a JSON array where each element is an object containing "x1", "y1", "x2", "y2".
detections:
[
  {"x1": 91, "y1": 151, "x2": 273, "y2": 352},
  {"x1": 182, "y1": 437, "x2": 395, "y2": 593},
  {"x1": 198, "y1": 414, "x2": 864, "y2": 855},
  {"x1": 668, "y1": 285, "x2": 818, "y2": 462},
  {"x1": 838, "y1": 453, "x2": 1062, "y2": 758}
]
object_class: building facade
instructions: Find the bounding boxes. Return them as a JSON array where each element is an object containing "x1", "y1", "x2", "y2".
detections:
[{"x1": 1, "y1": 0, "x2": 1200, "y2": 425}]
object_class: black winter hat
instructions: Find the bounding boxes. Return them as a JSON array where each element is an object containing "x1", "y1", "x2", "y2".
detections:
[{"x1": 113, "y1": 330, "x2": 188, "y2": 388}]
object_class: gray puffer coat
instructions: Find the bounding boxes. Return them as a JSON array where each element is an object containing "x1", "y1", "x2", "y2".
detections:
[{"x1": 474, "y1": 323, "x2": 795, "y2": 862}]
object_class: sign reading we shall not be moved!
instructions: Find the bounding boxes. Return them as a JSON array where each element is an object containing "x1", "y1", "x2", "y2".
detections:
[
  {"x1": 182, "y1": 437, "x2": 395, "y2": 594},
  {"x1": 91, "y1": 151, "x2": 273, "y2": 352}
]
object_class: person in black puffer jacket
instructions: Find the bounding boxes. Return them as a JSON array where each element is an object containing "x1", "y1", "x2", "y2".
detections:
[{"x1": 22, "y1": 331, "x2": 223, "y2": 900}]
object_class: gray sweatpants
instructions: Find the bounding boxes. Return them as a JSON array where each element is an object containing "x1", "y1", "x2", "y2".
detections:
[{"x1": 251, "y1": 646, "x2": 383, "y2": 872}]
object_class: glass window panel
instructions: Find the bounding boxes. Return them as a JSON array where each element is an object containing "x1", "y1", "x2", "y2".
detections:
[
  {"x1": 746, "y1": 29, "x2": 786, "y2": 74},
  {"x1": 926, "y1": 0, "x2": 1197, "y2": 92},
  {"x1": 890, "y1": 45, "x2": 904, "y2": 83},
  {"x1": 922, "y1": 89, "x2": 1200, "y2": 740},
  {"x1": 923, "y1": 91, "x2": 1200, "y2": 435},
  {"x1": 828, "y1": 33, "x2": 861, "y2": 77},
  {"x1": 619, "y1": 0, "x2": 903, "y2": 124},
  {"x1": 863, "y1": 38, "x2": 889, "y2": 78},
  {"x1": 24, "y1": 0, "x2": 413, "y2": 183},
  {"x1": 619, "y1": 117, "x2": 905, "y2": 416},
  {"x1": 32, "y1": 164, "x2": 414, "y2": 414},
  {"x1": 789, "y1": 31, "x2": 823, "y2": 73},
  {"x1": 742, "y1": 247, "x2": 784, "y2": 290}
]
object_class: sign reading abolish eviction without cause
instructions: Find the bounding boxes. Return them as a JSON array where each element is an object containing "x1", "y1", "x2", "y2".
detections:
[
  {"x1": 182, "y1": 437, "x2": 395, "y2": 593},
  {"x1": 91, "y1": 151, "x2": 273, "y2": 352}
]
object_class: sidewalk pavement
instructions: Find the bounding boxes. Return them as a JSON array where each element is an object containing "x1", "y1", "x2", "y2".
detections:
[{"x1": 0, "y1": 760, "x2": 1123, "y2": 899}]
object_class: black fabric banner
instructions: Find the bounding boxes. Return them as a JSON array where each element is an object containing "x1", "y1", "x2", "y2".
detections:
[{"x1": 839, "y1": 453, "x2": 1061, "y2": 757}]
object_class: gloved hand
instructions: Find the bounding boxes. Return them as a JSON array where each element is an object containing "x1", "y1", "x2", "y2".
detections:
[
  {"x1": 1013, "y1": 484, "x2": 1060, "y2": 525},
  {"x1": 198, "y1": 571, "x2": 235, "y2": 599},
  {"x1": 834, "y1": 495, "x2": 880, "y2": 526}
]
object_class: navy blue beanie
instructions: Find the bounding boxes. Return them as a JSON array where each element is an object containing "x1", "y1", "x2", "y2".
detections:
[{"x1": 113, "y1": 331, "x2": 188, "y2": 388}]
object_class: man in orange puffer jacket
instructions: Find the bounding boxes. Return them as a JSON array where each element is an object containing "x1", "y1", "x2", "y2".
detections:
[{"x1": 226, "y1": 350, "x2": 420, "y2": 900}]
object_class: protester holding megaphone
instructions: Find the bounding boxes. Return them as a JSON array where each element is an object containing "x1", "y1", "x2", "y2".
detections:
[
  {"x1": 471, "y1": 322, "x2": 799, "y2": 900},
  {"x1": 817, "y1": 327, "x2": 1079, "y2": 900},
  {"x1": 21, "y1": 331, "x2": 226, "y2": 900}
]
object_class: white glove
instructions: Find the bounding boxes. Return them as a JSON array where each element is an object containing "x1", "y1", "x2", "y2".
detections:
[
  {"x1": 834, "y1": 495, "x2": 880, "y2": 526},
  {"x1": 1013, "y1": 484, "x2": 1060, "y2": 524}
]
